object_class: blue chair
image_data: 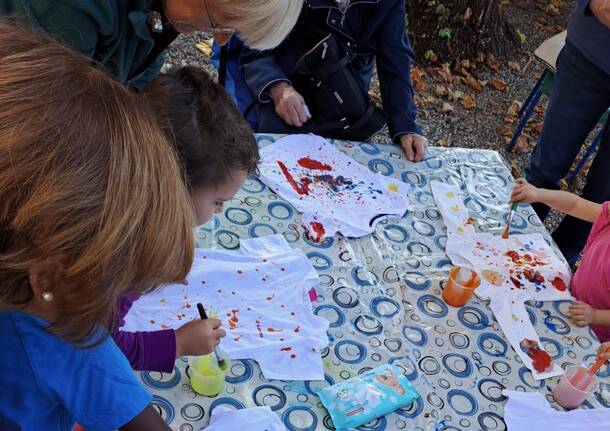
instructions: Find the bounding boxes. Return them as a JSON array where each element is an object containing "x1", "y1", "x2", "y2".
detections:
[{"x1": 507, "y1": 31, "x2": 609, "y2": 184}]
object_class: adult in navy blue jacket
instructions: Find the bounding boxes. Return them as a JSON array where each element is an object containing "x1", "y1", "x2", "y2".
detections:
[
  {"x1": 239, "y1": 0, "x2": 428, "y2": 162},
  {"x1": 527, "y1": 0, "x2": 610, "y2": 264}
]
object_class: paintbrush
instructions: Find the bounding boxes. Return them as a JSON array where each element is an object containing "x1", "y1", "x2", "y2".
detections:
[
  {"x1": 196, "y1": 303, "x2": 227, "y2": 370},
  {"x1": 503, "y1": 173, "x2": 526, "y2": 239}
]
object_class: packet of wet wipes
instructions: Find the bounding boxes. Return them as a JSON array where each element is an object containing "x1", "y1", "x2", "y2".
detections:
[{"x1": 317, "y1": 364, "x2": 419, "y2": 430}]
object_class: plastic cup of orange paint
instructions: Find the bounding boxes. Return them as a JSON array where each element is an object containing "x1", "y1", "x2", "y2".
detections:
[{"x1": 442, "y1": 266, "x2": 480, "y2": 307}]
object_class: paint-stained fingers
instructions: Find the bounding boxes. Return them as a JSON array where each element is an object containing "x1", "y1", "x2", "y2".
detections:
[{"x1": 401, "y1": 135, "x2": 415, "y2": 161}]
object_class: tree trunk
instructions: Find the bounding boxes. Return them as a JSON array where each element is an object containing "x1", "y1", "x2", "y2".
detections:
[{"x1": 408, "y1": 0, "x2": 520, "y2": 62}]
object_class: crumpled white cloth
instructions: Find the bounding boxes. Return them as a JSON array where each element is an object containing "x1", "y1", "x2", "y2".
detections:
[
  {"x1": 205, "y1": 406, "x2": 286, "y2": 430},
  {"x1": 503, "y1": 390, "x2": 610, "y2": 430}
]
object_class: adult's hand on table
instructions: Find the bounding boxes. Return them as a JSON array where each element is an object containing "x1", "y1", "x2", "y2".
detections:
[
  {"x1": 270, "y1": 82, "x2": 309, "y2": 127},
  {"x1": 400, "y1": 133, "x2": 428, "y2": 162},
  {"x1": 590, "y1": 0, "x2": 610, "y2": 28}
]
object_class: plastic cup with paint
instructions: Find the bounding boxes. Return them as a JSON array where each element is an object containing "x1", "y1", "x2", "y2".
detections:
[
  {"x1": 442, "y1": 266, "x2": 481, "y2": 307},
  {"x1": 553, "y1": 365, "x2": 598, "y2": 409},
  {"x1": 188, "y1": 353, "x2": 230, "y2": 397}
]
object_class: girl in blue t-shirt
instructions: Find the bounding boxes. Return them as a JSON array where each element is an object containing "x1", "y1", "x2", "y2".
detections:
[{"x1": 0, "y1": 23, "x2": 195, "y2": 431}]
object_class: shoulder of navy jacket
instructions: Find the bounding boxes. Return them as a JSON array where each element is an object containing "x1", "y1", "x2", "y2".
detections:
[{"x1": 306, "y1": 0, "x2": 381, "y2": 11}]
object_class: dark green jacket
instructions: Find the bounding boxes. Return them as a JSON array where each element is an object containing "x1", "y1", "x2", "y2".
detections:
[{"x1": 0, "y1": 0, "x2": 178, "y2": 88}]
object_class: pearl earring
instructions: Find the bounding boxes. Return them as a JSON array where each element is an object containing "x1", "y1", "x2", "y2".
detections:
[{"x1": 41, "y1": 291, "x2": 54, "y2": 302}]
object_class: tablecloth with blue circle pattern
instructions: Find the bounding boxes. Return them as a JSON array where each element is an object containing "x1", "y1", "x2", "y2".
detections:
[{"x1": 139, "y1": 135, "x2": 609, "y2": 431}]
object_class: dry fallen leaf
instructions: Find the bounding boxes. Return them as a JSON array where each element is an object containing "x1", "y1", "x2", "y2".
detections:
[
  {"x1": 465, "y1": 74, "x2": 484, "y2": 92},
  {"x1": 488, "y1": 79, "x2": 508, "y2": 91},
  {"x1": 486, "y1": 53, "x2": 501, "y2": 71},
  {"x1": 528, "y1": 121, "x2": 544, "y2": 135},
  {"x1": 368, "y1": 90, "x2": 382, "y2": 106},
  {"x1": 195, "y1": 39, "x2": 214, "y2": 56},
  {"x1": 437, "y1": 137, "x2": 452, "y2": 147},
  {"x1": 545, "y1": 4, "x2": 560, "y2": 16},
  {"x1": 475, "y1": 52, "x2": 485, "y2": 63},
  {"x1": 461, "y1": 94, "x2": 476, "y2": 110},
  {"x1": 508, "y1": 61, "x2": 520, "y2": 71},
  {"x1": 434, "y1": 85, "x2": 450, "y2": 97},
  {"x1": 440, "y1": 102, "x2": 455, "y2": 113},
  {"x1": 511, "y1": 133, "x2": 534, "y2": 154},
  {"x1": 501, "y1": 128, "x2": 513, "y2": 138},
  {"x1": 411, "y1": 66, "x2": 426, "y2": 92},
  {"x1": 460, "y1": 59, "x2": 471, "y2": 70}
]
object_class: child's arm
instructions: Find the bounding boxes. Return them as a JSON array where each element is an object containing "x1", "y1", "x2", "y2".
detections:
[
  {"x1": 511, "y1": 179, "x2": 602, "y2": 223},
  {"x1": 120, "y1": 405, "x2": 171, "y2": 431}
]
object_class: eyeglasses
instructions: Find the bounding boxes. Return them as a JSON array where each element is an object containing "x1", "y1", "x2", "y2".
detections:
[{"x1": 202, "y1": 0, "x2": 235, "y2": 35}]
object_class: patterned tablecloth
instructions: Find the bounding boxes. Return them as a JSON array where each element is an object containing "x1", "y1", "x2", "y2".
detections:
[{"x1": 139, "y1": 135, "x2": 608, "y2": 431}]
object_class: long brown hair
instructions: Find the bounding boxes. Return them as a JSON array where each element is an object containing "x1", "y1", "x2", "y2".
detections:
[{"x1": 0, "y1": 22, "x2": 195, "y2": 344}]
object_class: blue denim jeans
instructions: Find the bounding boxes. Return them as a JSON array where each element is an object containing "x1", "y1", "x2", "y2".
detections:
[{"x1": 527, "y1": 39, "x2": 610, "y2": 263}]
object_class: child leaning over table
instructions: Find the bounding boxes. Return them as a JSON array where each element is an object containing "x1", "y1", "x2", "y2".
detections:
[
  {"x1": 511, "y1": 179, "x2": 610, "y2": 342},
  {"x1": 111, "y1": 67, "x2": 261, "y2": 372},
  {"x1": 0, "y1": 23, "x2": 195, "y2": 431}
]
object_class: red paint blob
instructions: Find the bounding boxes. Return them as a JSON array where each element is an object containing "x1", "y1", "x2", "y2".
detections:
[
  {"x1": 294, "y1": 326, "x2": 300, "y2": 333},
  {"x1": 531, "y1": 349, "x2": 552, "y2": 372},
  {"x1": 280, "y1": 347, "x2": 292, "y2": 352},
  {"x1": 290, "y1": 354, "x2": 296, "y2": 359},
  {"x1": 310, "y1": 222, "x2": 326, "y2": 243},
  {"x1": 523, "y1": 269, "x2": 545, "y2": 284},
  {"x1": 551, "y1": 276, "x2": 567, "y2": 292},
  {"x1": 297, "y1": 157, "x2": 332, "y2": 171},
  {"x1": 277, "y1": 160, "x2": 310, "y2": 195}
]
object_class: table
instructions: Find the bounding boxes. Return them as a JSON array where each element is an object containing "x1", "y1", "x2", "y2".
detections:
[{"x1": 139, "y1": 135, "x2": 608, "y2": 431}]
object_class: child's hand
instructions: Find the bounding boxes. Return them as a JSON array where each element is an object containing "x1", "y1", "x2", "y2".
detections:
[
  {"x1": 175, "y1": 319, "x2": 226, "y2": 358},
  {"x1": 510, "y1": 178, "x2": 541, "y2": 204},
  {"x1": 569, "y1": 301, "x2": 597, "y2": 327},
  {"x1": 598, "y1": 342, "x2": 610, "y2": 361}
]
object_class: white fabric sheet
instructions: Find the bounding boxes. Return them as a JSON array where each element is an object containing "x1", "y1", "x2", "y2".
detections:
[
  {"x1": 206, "y1": 406, "x2": 286, "y2": 431},
  {"x1": 258, "y1": 134, "x2": 410, "y2": 241},
  {"x1": 123, "y1": 235, "x2": 329, "y2": 380},
  {"x1": 503, "y1": 390, "x2": 610, "y2": 430},
  {"x1": 431, "y1": 181, "x2": 573, "y2": 379}
]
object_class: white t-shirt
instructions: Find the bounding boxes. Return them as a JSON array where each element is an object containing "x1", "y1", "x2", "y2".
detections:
[
  {"x1": 431, "y1": 181, "x2": 572, "y2": 380},
  {"x1": 258, "y1": 134, "x2": 410, "y2": 241},
  {"x1": 123, "y1": 235, "x2": 329, "y2": 381},
  {"x1": 206, "y1": 406, "x2": 286, "y2": 431}
]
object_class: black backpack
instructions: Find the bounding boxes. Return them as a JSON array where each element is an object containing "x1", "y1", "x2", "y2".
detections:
[{"x1": 291, "y1": 34, "x2": 386, "y2": 141}]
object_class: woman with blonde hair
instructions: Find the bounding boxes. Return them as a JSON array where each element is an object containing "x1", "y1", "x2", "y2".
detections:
[
  {"x1": 0, "y1": 23, "x2": 193, "y2": 430},
  {"x1": 0, "y1": 0, "x2": 303, "y2": 89}
]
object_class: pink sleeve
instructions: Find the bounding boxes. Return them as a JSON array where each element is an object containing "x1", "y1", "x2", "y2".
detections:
[{"x1": 588, "y1": 202, "x2": 610, "y2": 243}]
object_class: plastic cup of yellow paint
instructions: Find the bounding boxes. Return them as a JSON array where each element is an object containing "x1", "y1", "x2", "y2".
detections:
[{"x1": 188, "y1": 354, "x2": 230, "y2": 397}]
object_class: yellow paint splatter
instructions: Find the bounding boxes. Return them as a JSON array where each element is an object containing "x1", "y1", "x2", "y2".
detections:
[
  {"x1": 446, "y1": 191, "x2": 455, "y2": 198},
  {"x1": 512, "y1": 313, "x2": 519, "y2": 321},
  {"x1": 388, "y1": 183, "x2": 399, "y2": 192},
  {"x1": 458, "y1": 226, "x2": 465, "y2": 233},
  {"x1": 450, "y1": 205, "x2": 461, "y2": 212}
]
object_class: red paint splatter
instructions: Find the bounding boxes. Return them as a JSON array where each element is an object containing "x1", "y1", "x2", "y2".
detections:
[
  {"x1": 510, "y1": 276, "x2": 522, "y2": 289},
  {"x1": 290, "y1": 312, "x2": 296, "y2": 316},
  {"x1": 294, "y1": 326, "x2": 300, "y2": 333},
  {"x1": 465, "y1": 216, "x2": 474, "y2": 226},
  {"x1": 280, "y1": 267, "x2": 286, "y2": 272},
  {"x1": 266, "y1": 294, "x2": 275, "y2": 301},
  {"x1": 201, "y1": 281, "x2": 206, "y2": 285},
  {"x1": 551, "y1": 277, "x2": 567, "y2": 292},
  {"x1": 185, "y1": 303, "x2": 191, "y2": 308},
  {"x1": 262, "y1": 259, "x2": 268, "y2": 263},
  {"x1": 277, "y1": 160, "x2": 310, "y2": 195},
  {"x1": 262, "y1": 277, "x2": 268, "y2": 282},
  {"x1": 505, "y1": 251, "x2": 546, "y2": 267},
  {"x1": 531, "y1": 349, "x2": 552, "y2": 372},
  {"x1": 310, "y1": 222, "x2": 326, "y2": 243},
  {"x1": 237, "y1": 270, "x2": 243, "y2": 275},
  {"x1": 280, "y1": 338, "x2": 285, "y2": 342},
  {"x1": 149, "y1": 320, "x2": 156, "y2": 324},
  {"x1": 501, "y1": 228, "x2": 509, "y2": 239},
  {"x1": 234, "y1": 335, "x2": 242, "y2": 342},
  {"x1": 267, "y1": 327, "x2": 283, "y2": 333},
  {"x1": 256, "y1": 319, "x2": 263, "y2": 338},
  {"x1": 290, "y1": 354, "x2": 296, "y2": 359},
  {"x1": 523, "y1": 269, "x2": 545, "y2": 284},
  {"x1": 228, "y1": 309, "x2": 240, "y2": 330},
  {"x1": 298, "y1": 157, "x2": 332, "y2": 171},
  {"x1": 280, "y1": 347, "x2": 292, "y2": 352}
]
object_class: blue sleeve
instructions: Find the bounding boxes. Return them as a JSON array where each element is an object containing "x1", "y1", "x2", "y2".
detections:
[
  {"x1": 374, "y1": 0, "x2": 423, "y2": 142},
  {"x1": 240, "y1": 47, "x2": 291, "y2": 103},
  {"x1": 42, "y1": 335, "x2": 152, "y2": 431}
]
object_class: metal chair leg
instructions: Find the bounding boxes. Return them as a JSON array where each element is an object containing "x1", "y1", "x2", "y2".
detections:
[
  {"x1": 507, "y1": 88, "x2": 543, "y2": 151},
  {"x1": 518, "y1": 70, "x2": 547, "y2": 118},
  {"x1": 566, "y1": 127, "x2": 604, "y2": 184}
]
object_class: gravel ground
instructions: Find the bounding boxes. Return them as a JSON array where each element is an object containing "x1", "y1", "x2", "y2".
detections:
[{"x1": 163, "y1": 1, "x2": 594, "y2": 234}]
